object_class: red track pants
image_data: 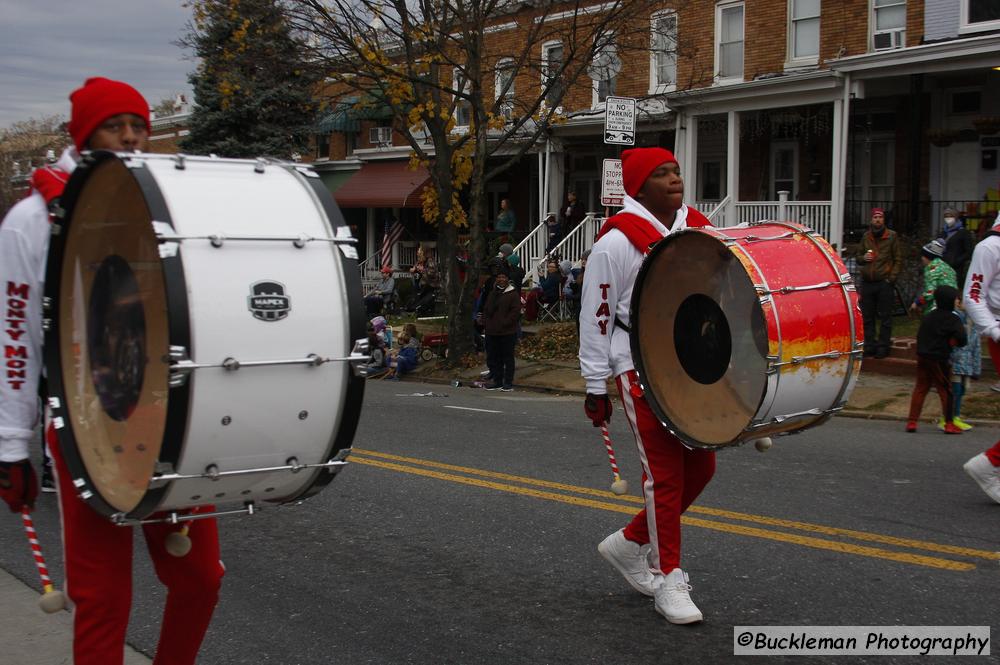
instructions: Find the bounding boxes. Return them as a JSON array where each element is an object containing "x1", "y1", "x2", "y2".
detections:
[
  {"x1": 983, "y1": 340, "x2": 1000, "y2": 466},
  {"x1": 616, "y1": 370, "x2": 716, "y2": 573},
  {"x1": 49, "y1": 427, "x2": 224, "y2": 665}
]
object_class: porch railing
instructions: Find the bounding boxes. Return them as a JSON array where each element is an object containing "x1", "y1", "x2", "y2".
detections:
[
  {"x1": 843, "y1": 199, "x2": 993, "y2": 243},
  {"x1": 695, "y1": 198, "x2": 833, "y2": 240},
  {"x1": 512, "y1": 215, "x2": 556, "y2": 289},
  {"x1": 518, "y1": 213, "x2": 605, "y2": 288}
]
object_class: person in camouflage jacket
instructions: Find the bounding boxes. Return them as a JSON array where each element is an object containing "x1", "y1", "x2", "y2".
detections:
[{"x1": 910, "y1": 239, "x2": 958, "y2": 316}]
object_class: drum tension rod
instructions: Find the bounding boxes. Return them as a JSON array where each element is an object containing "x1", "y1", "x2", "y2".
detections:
[
  {"x1": 768, "y1": 349, "x2": 862, "y2": 369},
  {"x1": 111, "y1": 502, "x2": 258, "y2": 527},
  {"x1": 147, "y1": 456, "x2": 351, "y2": 489},
  {"x1": 151, "y1": 224, "x2": 358, "y2": 249},
  {"x1": 754, "y1": 279, "x2": 852, "y2": 295},
  {"x1": 168, "y1": 342, "x2": 371, "y2": 387}
]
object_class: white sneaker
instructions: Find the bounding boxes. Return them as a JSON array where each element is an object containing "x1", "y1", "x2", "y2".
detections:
[
  {"x1": 963, "y1": 453, "x2": 1000, "y2": 504},
  {"x1": 654, "y1": 568, "x2": 703, "y2": 624},
  {"x1": 597, "y1": 529, "x2": 657, "y2": 596},
  {"x1": 990, "y1": 381, "x2": 1000, "y2": 393}
]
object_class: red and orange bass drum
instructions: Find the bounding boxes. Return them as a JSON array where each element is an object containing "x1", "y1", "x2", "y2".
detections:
[{"x1": 630, "y1": 221, "x2": 863, "y2": 449}]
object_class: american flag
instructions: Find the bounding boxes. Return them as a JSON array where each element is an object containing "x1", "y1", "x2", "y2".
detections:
[{"x1": 381, "y1": 218, "x2": 404, "y2": 270}]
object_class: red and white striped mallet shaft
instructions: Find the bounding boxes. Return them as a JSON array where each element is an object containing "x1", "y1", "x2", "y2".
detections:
[
  {"x1": 600, "y1": 423, "x2": 628, "y2": 495},
  {"x1": 21, "y1": 508, "x2": 66, "y2": 613}
]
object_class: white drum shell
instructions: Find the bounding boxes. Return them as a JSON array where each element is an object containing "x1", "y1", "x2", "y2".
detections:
[{"x1": 143, "y1": 157, "x2": 352, "y2": 509}]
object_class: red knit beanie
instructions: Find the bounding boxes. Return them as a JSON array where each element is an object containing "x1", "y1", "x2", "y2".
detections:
[
  {"x1": 622, "y1": 147, "x2": 679, "y2": 197},
  {"x1": 68, "y1": 77, "x2": 150, "y2": 151}
]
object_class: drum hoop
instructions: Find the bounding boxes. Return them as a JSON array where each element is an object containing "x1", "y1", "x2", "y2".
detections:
[
  {"x1": 44, "y1": 150, "x2": 191, "y2": 520},
  {"x1": 272, "y1": 167, "x2": 366, "y2": 503}
]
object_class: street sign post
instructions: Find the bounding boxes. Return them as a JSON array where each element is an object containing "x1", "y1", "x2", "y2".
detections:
[
  {"x1": 604, "y1": 96, "x2": 636, "y2": 145},
  {"x1": 601, "y1": 158, "x2": 624, "y2": 207}
]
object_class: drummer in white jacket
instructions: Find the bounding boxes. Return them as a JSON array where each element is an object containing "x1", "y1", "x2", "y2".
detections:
[
  {"x1": 580, "y1": 147, "x2": 714, "y2": 624},
  {"x1": 960, "y1": 218, "x2": 1000, "y2": 504},
  {"x1": 0, "y1": 77, "x2": 223, "y2": 665}
]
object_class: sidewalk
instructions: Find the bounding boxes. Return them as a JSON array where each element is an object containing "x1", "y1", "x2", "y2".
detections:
[
  {"x1": 1, "y1": 569, "x2": 151, "y2": 664},
  {"x1": 404, "y1": 345, "x2": 1000, "y2": 428}
]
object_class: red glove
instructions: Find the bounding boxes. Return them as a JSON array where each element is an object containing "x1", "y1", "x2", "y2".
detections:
[
  {"x1": 584, "y1": 393, "x2": 613, "y2": 427},
  {"x1": 0, "y1": 460, "x2": 39, "y2": 513}
]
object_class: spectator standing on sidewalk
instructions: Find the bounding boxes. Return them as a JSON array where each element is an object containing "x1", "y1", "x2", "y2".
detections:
[
  {"x1": 905, "y1": 285, "x2": 966, "y2": 434},
  {"x1": 579, "y1": 146, "x2": 714, "y2": 625},
  {"x1": 482, "y1": 271, "x2": 520, "y2": 391},
  {"x1": 909, "y1": 239, "x2": 957, "y2": 316},
  {"x1": 937, "y1": 207, "x2": 974, "y2": 286},
  {"x1": 859, "y1": 208, "x2": 903, "y2": 358},
  {"x1": 960, "y1": 217, "x2": 1000, "y2": 503}
]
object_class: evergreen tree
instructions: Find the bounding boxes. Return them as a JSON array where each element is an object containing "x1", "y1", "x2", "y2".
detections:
[{"x1": 181, "y1": 0, "x2": 318, "y2": 158}]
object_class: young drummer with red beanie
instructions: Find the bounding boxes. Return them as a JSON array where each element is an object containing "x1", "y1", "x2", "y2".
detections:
[
  {"x1": 0, "y1": 77, "x2": 224, "y2": 665},
  {"x1": 579, "y1": 147, "x2": 714, "y2": 624}
]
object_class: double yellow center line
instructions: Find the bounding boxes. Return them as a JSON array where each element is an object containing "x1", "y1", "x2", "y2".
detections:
[{"x1": 350, "y1": 448, "x2": 998, "y2": 572}]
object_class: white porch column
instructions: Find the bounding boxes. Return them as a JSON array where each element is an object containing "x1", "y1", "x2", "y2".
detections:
[
  {"x1": 675, "y1": 111, "x2": 698, "y2": 205},
  {"x1": 547, "y1": 143, "x2": 565, "y2": 216},
  {"x1": 367, "y1": 209, "x2": 377, "y2": 260},
  {"x1": 726, "y1": 110, "x2": 740, "y2": 225},
  {"x1": 830, "y1": 74, "x2": 851, "y2": 250}
]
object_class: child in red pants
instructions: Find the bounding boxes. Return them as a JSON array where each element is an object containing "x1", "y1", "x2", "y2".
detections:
[{"x1": 906, "y1": 285, "x2": 966, "y2": 433}]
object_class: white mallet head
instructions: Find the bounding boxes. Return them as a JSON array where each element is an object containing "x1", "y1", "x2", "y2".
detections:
[
  {"x1": 610, "y1": 478, "x2": 629, "y2": 495},
  {"x1": 754, "y1": 437, "x2": 773, "y2": 453},
  {"x1": 165, "y1": 531, "x2": 192, "y2": 558},
  {"x1": 38, "y1": 589, "x2": 67, "y2": 614}
]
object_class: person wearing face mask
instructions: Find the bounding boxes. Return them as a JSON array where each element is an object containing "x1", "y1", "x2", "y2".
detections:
[
  {"x1": 859, "y1": 208, "x2": 903, "y2": 358},
  {"x1": 937, "y1": 207, "x2": 973, "y2": 286}
]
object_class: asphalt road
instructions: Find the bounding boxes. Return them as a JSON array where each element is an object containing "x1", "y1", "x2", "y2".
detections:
[{"x1": 1, "y1": 380, "x2": 997, "y2": 664}]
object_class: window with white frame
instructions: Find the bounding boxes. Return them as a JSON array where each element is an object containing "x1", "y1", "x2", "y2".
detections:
[
  {"x1": 590, "y1": 40, "x2": 619, "y2": 105},
  {"x1": 789, "y1": 0, "x2": 820, "y2": 62},
  {"x1": 650, "y1": 10, "x2": 678, "y2": 92},
  {"x1": 871, "y1": 0, "x2": 905, "y2": 50},
  {"x1": 495, "y1": 58, "x2": 515, "y2": 121},
  {"x1": 716, "y1": 2, "x2": 744, "y2": 82},
  {"x1": 541, "y1": 41, "x2": 564, "y2": 107},
  {"x1": 961, "y1": 0, "x2": 1000, "y2": 32},
  {"x1": 453, "y1": 67, "x2": 472, "y2": 128}
]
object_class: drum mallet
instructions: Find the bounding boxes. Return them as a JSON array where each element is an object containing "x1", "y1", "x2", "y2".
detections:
[
  {"x1": 165, "y1": 524, "x2": 192, "y2": 558},
  {"x1": 600, "y1": 423, "x2": 629, "y2": 495},
  {"x1": 21, "y1": 508, "x2": 67, "y2": 613}
]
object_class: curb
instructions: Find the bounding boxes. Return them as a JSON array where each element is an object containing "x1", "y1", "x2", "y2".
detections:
[{"x1": 403, "y1": 363, "x2": 1000, "y2": 428}]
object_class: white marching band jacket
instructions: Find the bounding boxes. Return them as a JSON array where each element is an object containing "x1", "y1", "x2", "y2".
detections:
[
  {"x1": 963, "y1": 231, "x2": 1000, "y2": 343},
  {"x1": 578, "y1": 196, "x2": 703, "y2": 395},
  {"x1": 0, "y1": 148, "x2": 77, "y2": 462}
]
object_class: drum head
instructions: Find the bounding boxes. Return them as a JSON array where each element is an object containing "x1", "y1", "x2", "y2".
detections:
[
  {"x1": 631, "y1": 231, "x2": 770, "y2": 446},
  {"x1": 56, "y1": 157, "x2": 169, "y2": 513}
]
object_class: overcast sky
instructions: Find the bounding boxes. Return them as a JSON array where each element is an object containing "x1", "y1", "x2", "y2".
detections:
[{"x1": 0, "y1": 1, "x2": 196, "y2": 129}]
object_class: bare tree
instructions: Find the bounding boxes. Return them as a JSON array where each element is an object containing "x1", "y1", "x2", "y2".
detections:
[
  {"x1": 287, "y1": 0, "x2": 652, "y2": 363},
  {"x1": 0, "y1": 116, "x2": 69, "y2": 218}
]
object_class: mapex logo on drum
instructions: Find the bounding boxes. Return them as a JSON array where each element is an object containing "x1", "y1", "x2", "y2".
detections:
[{"x1": 248, "y1": 281, "x2": 291, "y2": 321}]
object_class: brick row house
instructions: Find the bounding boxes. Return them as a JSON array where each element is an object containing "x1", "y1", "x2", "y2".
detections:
[{"x1": 312, "y1": 0, "x2": 1000, "y2": 272}]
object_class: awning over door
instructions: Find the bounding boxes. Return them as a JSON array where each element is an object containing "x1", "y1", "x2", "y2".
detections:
[{"x1": 333, "y1": 161, "x2": 431, "y2": 208}]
